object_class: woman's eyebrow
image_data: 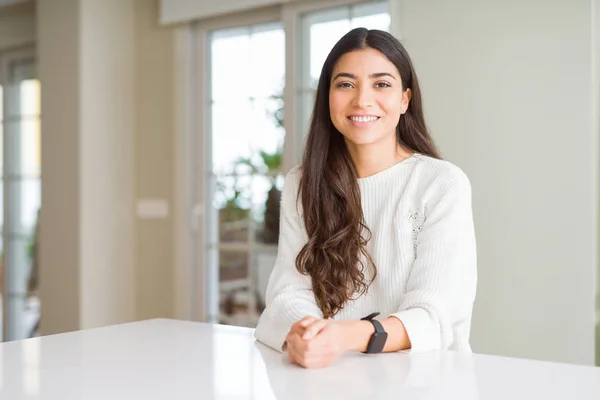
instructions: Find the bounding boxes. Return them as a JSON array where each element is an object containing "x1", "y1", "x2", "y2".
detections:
[
  {"x1": 369, "y1": 72, "x2": 396, "y2": 80},
  {"x1": 332, "y1": 72, "x2": 396, "y2": 80},
  {"x1": 332, "y1": 72, "x2": 357, "y2": 80}
]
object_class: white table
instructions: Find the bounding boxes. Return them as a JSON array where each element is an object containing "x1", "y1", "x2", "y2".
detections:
[{"x1": 0, "y1": 318, "x2": 599, "y2": 399}]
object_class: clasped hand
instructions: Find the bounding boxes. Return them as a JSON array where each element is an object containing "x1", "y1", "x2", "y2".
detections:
[{"x1": 285, "y1": 316, "x2": 351, "y2": 369}]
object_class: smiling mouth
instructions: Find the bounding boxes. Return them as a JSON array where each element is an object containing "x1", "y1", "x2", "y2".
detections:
[{"x1": 348, "y1": 115, "x2": 380, "y2": 123}]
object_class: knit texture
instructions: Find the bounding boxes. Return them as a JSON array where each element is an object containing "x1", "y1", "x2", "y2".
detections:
[{"x1": 254, "y1": 153, "x2": 477, "y2": 353}]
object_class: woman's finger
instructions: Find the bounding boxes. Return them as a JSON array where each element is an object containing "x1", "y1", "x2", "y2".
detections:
[
  {"x1": 289, "y1": 316, "x2": 318, "y2": 336},
  {"x1": 302, "y1": 319, "x2": 329, "y2": 340},
  {"x1": 300, "y1": 354, "x2": 332, "y2": 369},
  {"x1": 298, "y1": 316, "x2": 318, "y2": 328},
  {"x1": 287, "y1": 337, "x2": 301, "y2": 365}
]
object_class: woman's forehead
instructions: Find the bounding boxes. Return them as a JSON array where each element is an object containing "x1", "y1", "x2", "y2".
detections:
[{"x1": 332, "y1": 48, "x2": 399, "y2": 77}]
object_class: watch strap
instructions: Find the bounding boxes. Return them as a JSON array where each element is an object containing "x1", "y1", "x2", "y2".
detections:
[
  {"x1": 367, "y1": 317, "x2": 385, "y2": 335},
  {"x1": 360, "y1": 311, "x2": 387, "y2": 353}
]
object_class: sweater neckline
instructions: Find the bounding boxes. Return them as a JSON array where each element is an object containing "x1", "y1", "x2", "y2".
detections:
[{"x1": 357, "y1": 153, "x2": 420, "y2": 184}]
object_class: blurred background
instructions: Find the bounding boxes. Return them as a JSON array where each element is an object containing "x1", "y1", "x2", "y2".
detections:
[{"x1": 0, "y1": 0, "x2": 598, "y2": 373}]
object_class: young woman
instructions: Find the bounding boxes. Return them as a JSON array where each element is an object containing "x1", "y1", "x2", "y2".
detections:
[{"x1": 254, "y1": 27, "x2": 477, "y2": 369}]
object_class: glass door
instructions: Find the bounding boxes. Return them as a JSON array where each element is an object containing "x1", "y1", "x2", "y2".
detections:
[
  {"x1": 189, "y1": 1, "x2": 391, "y2": 327},
  {"x1": 0, "y1": 51, "x2": 41, "y2": 342},
  {"x1": 207, "y1": 22, "x2": 285, "y2": 327}
]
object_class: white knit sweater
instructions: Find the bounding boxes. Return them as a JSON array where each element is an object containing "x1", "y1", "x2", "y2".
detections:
[{"x1": 254, "y1": 153, "x2": 477, "y2": 353}]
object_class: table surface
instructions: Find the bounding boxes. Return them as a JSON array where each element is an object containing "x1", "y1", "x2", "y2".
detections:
[{"x1": 0, "y1": 318, "x2": 599, "y2": 399}]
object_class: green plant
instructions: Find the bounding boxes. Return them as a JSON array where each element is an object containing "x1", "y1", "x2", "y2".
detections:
[
  {"x1": 258, "y1": 146, "x2": 283, "y2": 244},
  {"x1": 215, "y1": 85, "x2": 285, "y2": 243},
  {"x1": 260, "y1": 150, "x2": 282, "y2": 177}
]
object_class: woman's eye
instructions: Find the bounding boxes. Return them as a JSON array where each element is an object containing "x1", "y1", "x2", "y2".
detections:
[
  {"x1": 336, "y1": 82, "x2": 353, "y2": 88},
  {"x1": 375, "y1": 82, "x2": 391, "y2": 88}
]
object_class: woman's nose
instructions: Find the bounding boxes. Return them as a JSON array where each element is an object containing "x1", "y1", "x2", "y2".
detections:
[{"x1": 352, "y1": 86, "x2": 374, "y2": 109}]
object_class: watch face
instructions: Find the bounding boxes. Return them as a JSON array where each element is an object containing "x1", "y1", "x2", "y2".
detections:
[{"x1": 368, "y1": 332, "x2": 388, "y2": 353}]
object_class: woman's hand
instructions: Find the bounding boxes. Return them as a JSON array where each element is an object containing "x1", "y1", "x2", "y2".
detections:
[
  {"x1": 285, "y1": 315, "x2": 411, "y2": 369},
  {"x1": 285, "y1": 317, "x2": 365, "y2": 369}
]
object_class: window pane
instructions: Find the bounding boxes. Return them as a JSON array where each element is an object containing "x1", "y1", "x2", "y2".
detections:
[
  {"x1": 4, "y1": 235, "x2": 37, "y2": 340},
  {"x1": 248, "y1": 27, "x2": 285, "y2": 99},
  {"x1": 209, "y1": 23, "x2": 285, "y2": 327},
  {"x1": 20, "y1": 80, "x2": 40, "y2": 117},
  {"x1": 2, "y1": 58, "x2": 40, "y2": 342},
  {"x1": 219, "y1": 250, "x2": 251, "y2": 325},
  {"x1": 212, "y1": 98, "x2": 254, "y2": 172},
  {"x1": 0, "y1": 181, "x2": 3, "y2": 250},
  {"x1": 220, "y1": 250, "x2": 248, "y2": 283},
  {"x1": 309, "y1": 19, "x2": 352, "y2": 84},
  {"x1": 4, "y1": 178, "x2": 40, "y2": 236},
  {"x1": 211, "y1": 29, "x2": 252, "y2": 101},
  {"x1": 212, "y1": 97, "x2": 284, "y2": 241},
  {"x1": 5, "y1": 82, "x2": 19, "y2": 118},
  {"x1": 4, "y1": 119, "x2": 41, "y2": 177},
  {"x1": 0, "y1": 118, "x2": 3, "y2": 177},
  {"x1": 21, "y1": 117, "x2": 40, "y2": 177},
  {"x1": 211, "y1": 25, "x2": 284, "y2": 102},
  {"x1": 351, "y1": 13, "x2": 390, "y2": 30},
  {"x1": 19, "y1": 178, "x2": 40, "y2": 234},
  {"x1": 211, "y1": 101, "x2": 284, "y2": 188},
  {"x1": 0, "y1": 176, "x2": 3, "y2": 342},
  {"x1": 351, "y1": 2, "x2": 390, "y2": 24}
]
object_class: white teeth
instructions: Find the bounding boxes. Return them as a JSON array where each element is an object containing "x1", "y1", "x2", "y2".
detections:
[{"x1": 350, "y1": 116, "x2": 378, "y2": 123}]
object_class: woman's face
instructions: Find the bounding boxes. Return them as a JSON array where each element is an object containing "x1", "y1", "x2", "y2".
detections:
[{"x1": 329, "y1": 48, "x2": 410, "y2": 149}]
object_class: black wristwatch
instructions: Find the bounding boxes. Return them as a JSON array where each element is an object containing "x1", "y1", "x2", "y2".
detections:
[{"x1": 360, "y1": 312, "x2": 387, "y2": 353}]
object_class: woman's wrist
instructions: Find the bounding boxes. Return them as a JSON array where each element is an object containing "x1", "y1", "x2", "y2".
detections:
[{"x1": 341, "y1": 320, "x2": 376, "y2": 352}]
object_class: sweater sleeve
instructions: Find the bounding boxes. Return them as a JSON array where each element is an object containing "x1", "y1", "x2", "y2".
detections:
[
  {"x1": 254, "y1": 167, "x2": 323, "y2": 352},
  {"x1": 389, "y1": 166, "x2": 477, "y2": 353}
]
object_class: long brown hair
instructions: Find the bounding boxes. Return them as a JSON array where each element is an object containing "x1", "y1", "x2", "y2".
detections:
[{"x1": 296, "y1": 28, "x2": 441, "y2": 318}]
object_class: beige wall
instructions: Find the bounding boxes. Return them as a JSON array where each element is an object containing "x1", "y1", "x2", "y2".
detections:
[
  {"x1": 392, "y1": 0, "x2": 598, "y2": 366},
  {"x1": 134, "y1": 0, "x2": 175, "y2": 320},
  {"x1": 0, "y1": 1, "x2": 35, "y2": 51},
  {"x1": 37, "y1": 0, "x2": 174, "y2": 334},
  {"x1": 38, "y1": 0, "x2": 81, "y2": 334},
  {"x1": 38, "y1": 0, "x2": 138, "y2": 333}
]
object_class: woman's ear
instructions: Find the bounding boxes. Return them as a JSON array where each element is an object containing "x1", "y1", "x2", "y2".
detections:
[{"x1": 402, "y1": 88, "x2": 412, "y2": 114}]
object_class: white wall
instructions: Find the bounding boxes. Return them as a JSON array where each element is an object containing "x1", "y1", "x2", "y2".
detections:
[
  {"x1": 38, "y1": 0, "x2": 136, "y2": 333},
  {"x1": 392, "y1": 0, "x2": 598, "y2": 365},
  {"x1": 79, "y1": 0, "x2": 136, "y2": 329},
  {"x1": 159, "y1": 0, "x2": 291, "y2": 24}
]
